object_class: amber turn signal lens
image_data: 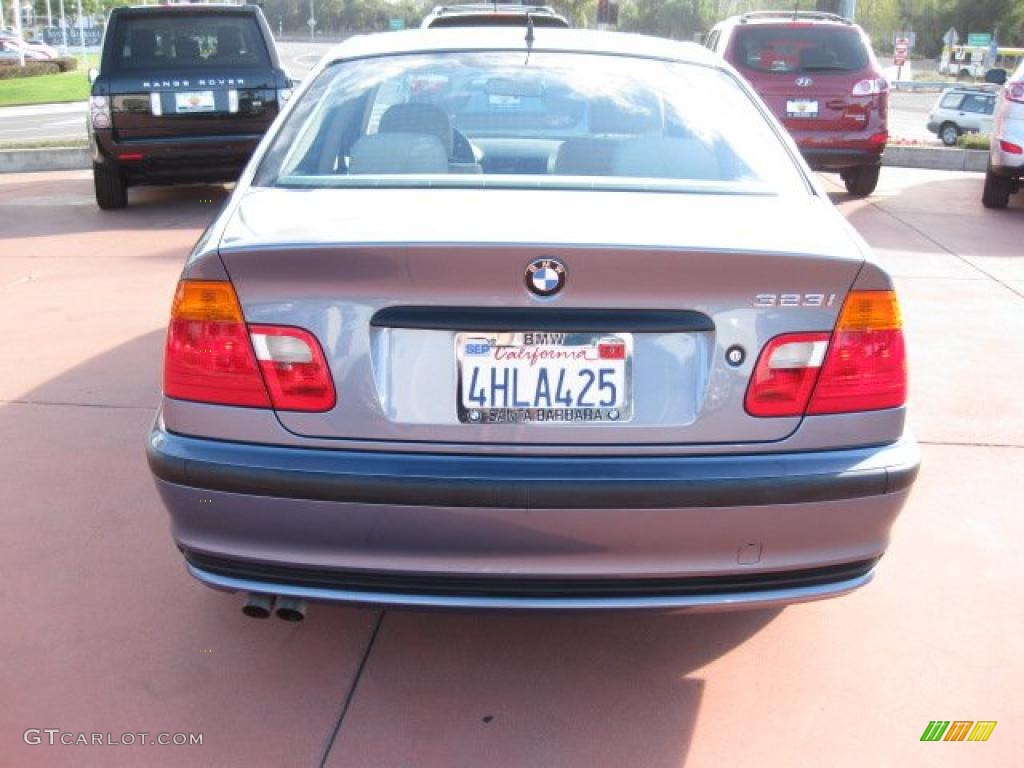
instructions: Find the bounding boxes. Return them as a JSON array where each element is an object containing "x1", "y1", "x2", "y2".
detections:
[
  {"x1": 835, "y1": 290, "x2": 901, "y2": 331},
  {"x1": 170, "y1": 280, "x2": 245, "y2": 323}
]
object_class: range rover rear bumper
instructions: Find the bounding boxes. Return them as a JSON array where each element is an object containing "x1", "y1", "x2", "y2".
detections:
[
  {"x1": 92, "y1": 132, "x2": 263, "y2": 183},
  {"x1": 148, "y1": 426, "x2": 919, "y2": 610}
]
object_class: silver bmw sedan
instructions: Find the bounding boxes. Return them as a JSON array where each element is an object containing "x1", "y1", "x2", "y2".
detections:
[{"x1": 147, "y1": 28, "x2": 918, "y2": 619}]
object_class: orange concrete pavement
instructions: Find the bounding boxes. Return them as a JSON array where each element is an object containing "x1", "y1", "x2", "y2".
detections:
[{"x1": 0, "y1": 169, "x2": 1021, "y2": 767}]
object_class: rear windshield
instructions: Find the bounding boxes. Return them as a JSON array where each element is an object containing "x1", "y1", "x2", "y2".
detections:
[
  {"x1": 256, "y1": 51, "x2": 806, "y2": 195},
  {"x1": 733, "y1": 26, "x2": 869, "y2": 74},
  {"x1": 111, "y1": 13, "x2": 269, "y2": 70}
]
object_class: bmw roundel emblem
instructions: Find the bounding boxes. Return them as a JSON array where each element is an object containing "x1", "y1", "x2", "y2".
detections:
[{"x1": 525, "y1": 258, "x2": 567, "y2": 298}]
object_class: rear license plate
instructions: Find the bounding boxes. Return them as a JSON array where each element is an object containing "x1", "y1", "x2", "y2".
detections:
[
  {"x1": 786, "y1": 98, "x2": 819, "y2": 118},
  {"x1": 456, "y1": 332, "x2": 632, "y2": 424},
  {"x1": 174, "y1": 91, "x2": 216, "y2": 114}
]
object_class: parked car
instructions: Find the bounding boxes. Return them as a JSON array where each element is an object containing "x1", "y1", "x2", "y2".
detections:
[
  {"x1": 983, "y1": 60, "x2": 1024, "y2": 208},
  {"x1": 87, "y1": 3, "x2": 293, "y2": 209},
  {"x1": 148, "y1": 29, "x2": 918, "y2": 619},
  {"x1": 0, "y1": 37, "x2": 52, "y2": 62},
  {"x1": 706, "y1": 10, "x2": 889, "y2": 196},
  {"x1": 16, "y1": 38, "x2": 59, "y2": 59},
  {"x1": 421, "y1": 4, "x2": 569, "y2": 28},
  {"x1": 927, "y1": 85, "x2": 998, "y2": 145}
]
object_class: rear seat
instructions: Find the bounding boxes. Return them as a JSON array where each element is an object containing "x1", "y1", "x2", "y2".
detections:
[
  {"x1": 348, "y1": 133, "x2": 449, "y2": 175},
  {"x1": 612, "y1": 137, "x2": 720, "y2": 180}
]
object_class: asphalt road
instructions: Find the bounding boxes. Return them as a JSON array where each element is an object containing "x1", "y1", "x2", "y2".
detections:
[
  {"x1": 1, "y1": 167, "x2": 1021, "y2": 766},
  {"x1": 0, "y1": 41, "x2": 943, "y2": 144}
]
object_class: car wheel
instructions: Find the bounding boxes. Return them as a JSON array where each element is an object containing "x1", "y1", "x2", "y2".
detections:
[
  {"x1": 981, "y1": 166, "x2": 1012, "y2": 209},
  {"x1": 939, "y1": 122, "x2": 960, "y2": 146},
  {"x1": 842, "y1": 165, "x2": 881, "y2": 197},
  {"x1": 93, "y1": 162, "x2": 127, "y2": 210}
]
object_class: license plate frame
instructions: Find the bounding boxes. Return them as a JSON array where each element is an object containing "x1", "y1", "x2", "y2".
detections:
[
  {"x1": 455, "y1": 331, "x2": 633, "y2": 425},
  {"x1": 786, "y1": 98, "x2": 819, "y2": 118},
  {"x1": 174, "y1": 90, "x2": 216, "y2": 114}
]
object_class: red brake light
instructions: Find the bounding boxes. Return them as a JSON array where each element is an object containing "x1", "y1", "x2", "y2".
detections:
[
  {"x1": 249, "y1": 325, "x2": 335, "y2": 412},
  {"x1": 998, "y1": 139, "x2": 1023, "y2": 155},
  {"x1": 163, "y1": 282, "x2": 336, "y2": 412},
  {"x1": 164, "y1": 281, "x2": 271, "y2": 407},
  {"x1": 807, "y1": 291, "x2": 906, "y2": 414},
  {"x1": 746, "y1": 291, "x2": 907, "y2": 418}
]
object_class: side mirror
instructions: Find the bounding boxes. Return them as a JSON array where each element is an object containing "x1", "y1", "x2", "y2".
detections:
[
  {"x1": 88, "y1": 67, "x2": 99, "y2": 84},
  {"x1": 984, "y1": 68, "x2": 1007, "y2": 85}
]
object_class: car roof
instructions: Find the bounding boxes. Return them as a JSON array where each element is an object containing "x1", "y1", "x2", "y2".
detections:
[
  {"x1": 323, "y1": 28, "x2": 721, "y2": 67},
  {"x1": 114, "y1": 3, "x2": 255, "y2": 14},
  {"x1": 717, "y1": 11, "x2": 857, "y2": 29},
  {"x1": 429, "y1": 3, "x2": 562, "y2": 15}
]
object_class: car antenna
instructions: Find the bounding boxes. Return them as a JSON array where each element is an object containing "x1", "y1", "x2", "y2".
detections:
[{"x1": 524, "y1": 12, "x2": 535, "y2": 65}]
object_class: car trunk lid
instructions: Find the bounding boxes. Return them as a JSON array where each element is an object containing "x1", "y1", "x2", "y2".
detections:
[{"x1": 217, "y1": 187, "x2": 866, "y2": 447}]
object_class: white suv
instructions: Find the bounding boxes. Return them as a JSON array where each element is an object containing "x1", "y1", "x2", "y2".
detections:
[{"x1": 984, "y1": 62, "x2": 1024, "y2": 208}]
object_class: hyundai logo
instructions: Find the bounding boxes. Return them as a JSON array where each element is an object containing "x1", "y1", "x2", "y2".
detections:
[
  {"x1": 795, "y1": 76, "x2": 814, "y2": 87},
  {"x1": 525, "y1": 258, "x2": 567, "y2": 298}
]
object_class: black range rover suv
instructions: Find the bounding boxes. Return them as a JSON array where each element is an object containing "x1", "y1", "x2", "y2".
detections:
[{"x1": 88, "y1": 4, "x2": 292, "y2": 209}]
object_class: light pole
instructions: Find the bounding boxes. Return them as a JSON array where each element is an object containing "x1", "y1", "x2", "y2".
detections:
[
  {"x1": 46, "y1": 0, "x2": 52, "y2": 28},
  {"x1": 309, "y1": 0, "x2": 315, "y2": 41},
  {"x1": 12, "y1": 0, "x2": 25, "y2": 65},
  {"x1": 76, "y1": 0, "x2": 84, "y2": 61},
  {"x1": 59, "y1": 0, "x2": 67, "y2": 55}
]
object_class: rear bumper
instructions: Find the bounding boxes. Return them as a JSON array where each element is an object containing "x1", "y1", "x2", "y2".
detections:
[
  {"x1": 148, "y1": 427, "x2": 919, "y2": 610},
  {"x1": 92, "y1": 131, "x2": 262, "y2": 183},
  {"x1": 799, "y1": 147, "x2": 884, "y2": 171}
]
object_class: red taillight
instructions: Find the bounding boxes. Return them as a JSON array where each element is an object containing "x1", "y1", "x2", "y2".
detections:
[
  {"x1": 163, "y1": 281, "x2": 336, "y2": 412},
  {"x1": 164, "y1": 281, "x2": 271, "y2": 407},
  {"x1": 746, "y1": 291, "x2": 907, "y2": 418},
  {"x1": 118, "y1": 152, "x2": 144, "y2": 161},
  {"x1": 1007, "y1": 83, "x2": 1024, "y2": 104},
  {"x1": 998, "y1": 139, "x2": 1023, "y2": 155},
  {"x1": 807, "y1": 291, "x2": 906, "y2": 414},
  {"x1": 249, "y1": 325, "x2": 335, "y2": 412}
]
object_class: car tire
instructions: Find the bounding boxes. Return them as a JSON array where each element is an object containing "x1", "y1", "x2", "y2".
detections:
[
  {"x1": 982, "y1": 166, "x2": 1012, "y2": 209},
  {"x1": 842, "y1": 165, "x2": 881, "y2": 197},
  {"x1": 939, "y1": 122, "x2": 960, "y2": 146},
  {"x1": 93, "y1": 162, "x2": 127, "y2": 210}
]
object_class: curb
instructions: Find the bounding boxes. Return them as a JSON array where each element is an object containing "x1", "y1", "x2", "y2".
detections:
[
  {"x1": 883, "y1": 145, "x2": 988, "y2": 173},
  {"x1": 0, "y1": 147, "x2": 90, "y2": 173}
]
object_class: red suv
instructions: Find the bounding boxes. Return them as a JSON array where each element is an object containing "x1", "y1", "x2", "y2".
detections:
[{"x1": 707, "y1": 11, "x2": 888, "y2": 196}]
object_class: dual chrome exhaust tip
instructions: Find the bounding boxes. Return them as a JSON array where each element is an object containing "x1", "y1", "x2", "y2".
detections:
[{"x1": 241, "y1": 593, "x2": 307, "y2": 622}]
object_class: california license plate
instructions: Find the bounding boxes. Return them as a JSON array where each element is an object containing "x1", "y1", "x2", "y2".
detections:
[
  {"x1": 175, "y1": 90, "x2": 215, "y2": 114},
  {"x1": 456, "y1": 332, "x2": 632, "y2": 424},
  {"x1": 786, "y1": 98, "x2": 819, "y2": 118}
]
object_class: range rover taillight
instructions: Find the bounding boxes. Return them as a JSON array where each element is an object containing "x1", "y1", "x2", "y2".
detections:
[
  {"x1": 746, "y1": 291, "x2": 907, "y2": 417},
  {"x1": 89, "y1": 95, "x2": 111, "y2": 129},
  {"x1": 163, "y1": 280, "x2": 335, "y2": 412}
]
